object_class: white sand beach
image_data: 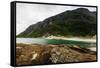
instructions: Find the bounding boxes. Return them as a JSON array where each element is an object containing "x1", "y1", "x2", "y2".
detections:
[{"x1": 46, "y1": 36, "x2": 96, "y2": 43}]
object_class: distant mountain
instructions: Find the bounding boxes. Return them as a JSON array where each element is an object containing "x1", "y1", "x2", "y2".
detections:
[{"x1": 17, "y1": 8, "x2": 97, "y2": 37}]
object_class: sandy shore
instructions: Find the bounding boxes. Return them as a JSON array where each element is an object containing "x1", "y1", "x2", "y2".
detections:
[
  {"x1": 87, "y1": 47, "x2": 96, "y2": 51},
  {"x1": 45, "y1": 36, "x2": 96, "y2": 43}
]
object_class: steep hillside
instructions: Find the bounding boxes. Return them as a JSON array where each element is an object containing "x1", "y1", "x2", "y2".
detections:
[{"x1": 17, "y1": 8, "x2": 96, "y2": 37}]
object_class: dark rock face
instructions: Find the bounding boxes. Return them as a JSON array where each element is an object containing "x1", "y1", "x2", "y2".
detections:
[
  {"x1": 17, "y1": 8, "x2": 96, "y2": 37},
  {"x1": 16, "y1": 43, "x2": 96, "y2": 65}
]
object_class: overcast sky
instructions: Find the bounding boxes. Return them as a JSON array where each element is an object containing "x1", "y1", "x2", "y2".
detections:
[{"x1": 16, "y1": 3, "x2": 96, "y2": 35}]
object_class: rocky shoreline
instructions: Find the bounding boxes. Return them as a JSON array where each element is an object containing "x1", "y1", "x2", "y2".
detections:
[{"x1": 16, "y1": 43, "x2": 96, "y2": 65}]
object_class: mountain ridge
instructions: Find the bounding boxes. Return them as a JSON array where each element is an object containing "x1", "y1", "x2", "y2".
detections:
[{"x1": 17, "y1": 8, "x2": 96, "y2": 38}]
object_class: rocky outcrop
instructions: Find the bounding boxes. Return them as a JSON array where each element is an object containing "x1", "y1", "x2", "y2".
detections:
[{"x1": 16, "y1": 43, "x2": 96, "y2": 65}]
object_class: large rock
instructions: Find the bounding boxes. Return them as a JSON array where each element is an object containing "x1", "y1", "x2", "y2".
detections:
[
  {"x1": 16, "y1": 43, "x2": 96, "y2": 65},
  {"x1": 50, "y1": 46, "x2": 81, "y2": 63}
]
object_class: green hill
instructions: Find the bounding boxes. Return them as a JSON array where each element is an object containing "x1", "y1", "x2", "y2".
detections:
[{"x1": 17, "y1": 8, "x2": 96, "y2": 38}]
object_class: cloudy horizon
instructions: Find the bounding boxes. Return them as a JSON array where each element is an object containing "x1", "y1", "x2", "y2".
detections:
[{"x1": 16, "y1": 3, "x2": 96, "y2": 35}]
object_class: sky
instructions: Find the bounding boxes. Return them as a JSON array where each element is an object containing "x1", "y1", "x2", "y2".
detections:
[{"x1": 16, "y1": 3, "x2": 96, "y2": 35}]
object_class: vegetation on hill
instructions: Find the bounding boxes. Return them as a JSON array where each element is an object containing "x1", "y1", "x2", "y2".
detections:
[{"x1": 17, "y1": 8, "x2": 96, "y2": 38}]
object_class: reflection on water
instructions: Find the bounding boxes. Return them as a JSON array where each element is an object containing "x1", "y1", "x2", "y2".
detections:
[
  {"x1": 17, "y1": 38, "x2": 46, "y2": 44},
  {"x1": 16, "y1": 38, "x2": 96, "y2": 48}
]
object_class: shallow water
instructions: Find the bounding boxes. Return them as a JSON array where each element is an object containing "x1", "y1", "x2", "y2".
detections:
[{"x1": 16, "y1": 38, "x2": 96, "y2": 48}]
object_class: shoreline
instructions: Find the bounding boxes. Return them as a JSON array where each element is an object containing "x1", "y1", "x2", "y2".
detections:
[
  {"x1": 16, "y1": 43, "x2": 96, "y2": 52},
  {"x1": 45, "y1": 36, "x2": 96, "y2": 43}
]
